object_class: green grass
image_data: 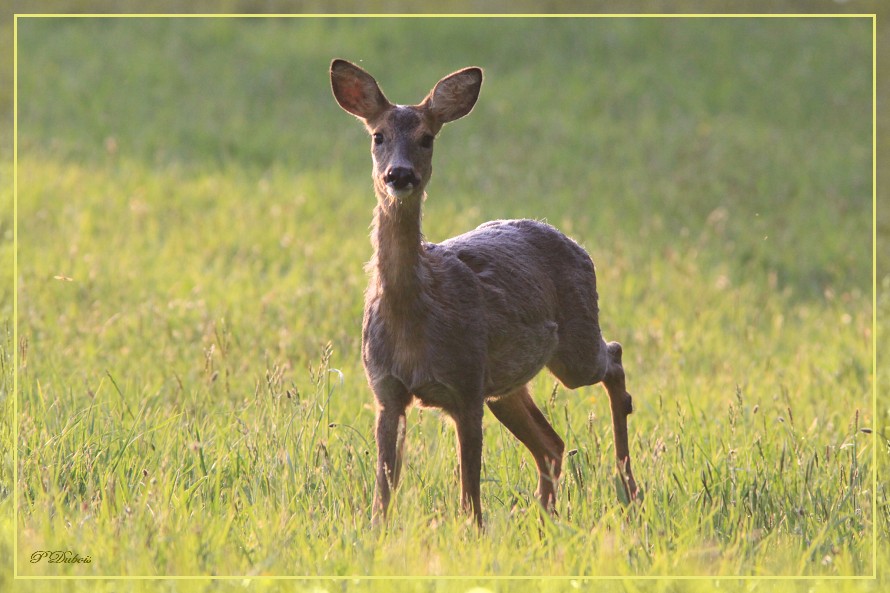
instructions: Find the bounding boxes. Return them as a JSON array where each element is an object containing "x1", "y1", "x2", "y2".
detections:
[{"x1": 4, "y1": 14, "x2": 881, "y2": 590}]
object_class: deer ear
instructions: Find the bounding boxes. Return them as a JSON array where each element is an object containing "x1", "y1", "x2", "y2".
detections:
[
  {"x1": 331, "y1": 59, "x2": 392, "y2": 121},
  {"x1": 424, "y1": 67, "x2": 483, "y2": 125}
]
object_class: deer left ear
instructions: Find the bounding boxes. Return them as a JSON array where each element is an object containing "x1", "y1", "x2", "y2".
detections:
[
  {"x1": 423, "y1": 67, "x2": 483, "y2": 125},
  {"x1": 331, "y1": 59, "x2": 393, "y2": 122}
]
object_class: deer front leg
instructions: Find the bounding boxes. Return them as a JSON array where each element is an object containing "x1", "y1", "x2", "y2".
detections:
[
  {"x1": 371, "y1": 378, "x2": 411, "y2": 524},
  {"x1": 602, "y1": 341, "x2": 638, "y2": 502},
  {"x1": 453, "y1": 403, "x2": 485, "y2": 527}
]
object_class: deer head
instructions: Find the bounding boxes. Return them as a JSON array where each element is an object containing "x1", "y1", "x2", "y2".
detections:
[{"x1": 330, "y1": 59, "x2": 483, "y2": 204}]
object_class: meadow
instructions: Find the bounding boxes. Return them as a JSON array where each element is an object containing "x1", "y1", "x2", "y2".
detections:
[{"x1": 2, "y1": 14, "x2": 882, "y2": 592}]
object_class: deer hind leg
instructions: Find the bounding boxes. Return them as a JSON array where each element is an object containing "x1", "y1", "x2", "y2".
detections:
[
  {"x1": 602, "y1": 341, "x2": 639, "y2": 502},
  {"x1": 546, "y1": 321, "x2": 610, "y2": 390},
  {"x1": 487, "y1": 385, "x2": 565, "y2": 512}
]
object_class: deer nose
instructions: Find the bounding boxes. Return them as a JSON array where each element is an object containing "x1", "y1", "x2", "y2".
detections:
[{"x1": 384, "y1": 167, "x2": 419, "y2": 190}]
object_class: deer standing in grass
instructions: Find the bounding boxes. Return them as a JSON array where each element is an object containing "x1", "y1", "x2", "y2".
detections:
[{"x1": 330, "y1": 59, "x2": 639, "y2": 527}]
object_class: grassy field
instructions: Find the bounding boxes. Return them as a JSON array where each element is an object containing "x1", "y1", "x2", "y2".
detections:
[{"x1": 2, "y1": 14, "x2": 882, "y2": 592}]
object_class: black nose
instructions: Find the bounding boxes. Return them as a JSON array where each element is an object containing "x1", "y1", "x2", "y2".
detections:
[{"x1": 385, "y1": 167, "x2": 419, "y2": 190}]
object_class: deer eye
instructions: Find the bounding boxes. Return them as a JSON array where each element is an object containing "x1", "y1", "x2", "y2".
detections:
[
  {"x1": 372, "y1": 132, "x2": 385, "y2": 145},
  {"x1": 419, "y1": 134, "x2": 434, "y2": 149}
]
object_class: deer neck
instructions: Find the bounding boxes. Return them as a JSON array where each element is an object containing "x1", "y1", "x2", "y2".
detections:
[{"x1": 369, "y1": 193, "x2": 429, "y2": 309}]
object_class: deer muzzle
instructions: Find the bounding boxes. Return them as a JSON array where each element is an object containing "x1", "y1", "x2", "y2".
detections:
[{"x1": 384, "y1": 166, "x2": 421, "y2": 199}]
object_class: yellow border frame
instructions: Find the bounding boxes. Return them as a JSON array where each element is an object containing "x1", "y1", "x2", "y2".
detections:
[{"x1": 10, "y1": 12, "x2": 879, "y2": 584}]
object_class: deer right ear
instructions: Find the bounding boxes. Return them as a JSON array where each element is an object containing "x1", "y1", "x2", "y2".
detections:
[
  {"x1": 424, "y1": 66, "x2": 483, "y2": 125},
  {"x1": 331, "y1": 59, "x2": 392, "y2": 121}
]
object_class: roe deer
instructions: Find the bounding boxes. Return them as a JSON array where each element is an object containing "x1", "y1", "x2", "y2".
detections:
[{"x1": 330, "y1": 59, "x2": 639, "y2": 527}]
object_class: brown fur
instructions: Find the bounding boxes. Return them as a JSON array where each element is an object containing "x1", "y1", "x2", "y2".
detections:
[{"x1": 330, "y1": 59, "x2": 639, "y2": 526}]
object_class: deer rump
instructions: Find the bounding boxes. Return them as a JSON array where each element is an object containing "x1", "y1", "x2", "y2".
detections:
[{"x1": 364, "y1": 218, "x2": 608, "y2": 412}]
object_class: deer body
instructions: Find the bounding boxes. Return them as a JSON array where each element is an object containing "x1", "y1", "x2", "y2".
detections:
[
  {"x1": 369, "y1": 217, "x2": 609, "y2": 403},
  {"x1": 331, "y1": 59, "x2": 638, "y2": 526}
]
